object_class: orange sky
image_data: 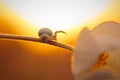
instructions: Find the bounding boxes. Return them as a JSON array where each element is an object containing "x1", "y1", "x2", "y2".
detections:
[{"x1": 1, "y1": 0, "x2": 120, "y2": 45}]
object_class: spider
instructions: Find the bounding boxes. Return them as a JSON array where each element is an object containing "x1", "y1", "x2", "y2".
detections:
[{"x1": 38, "y1": 28, "x2": 66, "y2": 42}]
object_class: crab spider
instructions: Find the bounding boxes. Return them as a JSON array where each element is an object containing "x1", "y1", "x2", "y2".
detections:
[{"x1": 38, "y1": 28, "x2": 66, "y2": 42}]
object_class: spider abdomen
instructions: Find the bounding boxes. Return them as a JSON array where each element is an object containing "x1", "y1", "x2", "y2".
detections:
[{"x1": 38, "y1": 28, "x2": 53, "y2": 37}]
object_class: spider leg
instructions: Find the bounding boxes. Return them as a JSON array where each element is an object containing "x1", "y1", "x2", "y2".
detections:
[{"x1": 40, "y1": 34, "x2": 54, "y2": 42}]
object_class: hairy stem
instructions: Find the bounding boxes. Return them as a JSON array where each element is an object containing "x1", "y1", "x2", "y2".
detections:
[{"x1": 0, "y1": 33, "x2": 73, "y2": 51}]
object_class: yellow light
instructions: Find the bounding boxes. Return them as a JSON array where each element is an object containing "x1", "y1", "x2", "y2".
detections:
[{"x1": 3, "y1": 0, "x2": 112, "y2": 32}]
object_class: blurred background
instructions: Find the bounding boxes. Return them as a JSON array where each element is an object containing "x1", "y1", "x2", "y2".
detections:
[{"x1": 0, "y1": 0, "x2": 120, "y2": 80}]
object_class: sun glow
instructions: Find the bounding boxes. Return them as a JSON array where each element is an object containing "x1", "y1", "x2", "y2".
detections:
[{"x1": 3, "y1": 0, "x2": 112, "y2": 32}]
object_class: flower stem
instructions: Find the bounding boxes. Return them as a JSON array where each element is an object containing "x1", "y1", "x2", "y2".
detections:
[{"x1": 0, "y1": 33, "x2": 73, "y2": 51}]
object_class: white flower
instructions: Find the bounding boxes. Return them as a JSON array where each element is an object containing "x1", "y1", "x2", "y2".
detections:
[{"x1": 72, "y1": 22, "x2": 120, "y2": 80}]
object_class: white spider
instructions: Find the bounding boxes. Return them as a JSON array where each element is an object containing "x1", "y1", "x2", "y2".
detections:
[{"x1": 38, "y1": 28, "x2": 66, "y2": 42}]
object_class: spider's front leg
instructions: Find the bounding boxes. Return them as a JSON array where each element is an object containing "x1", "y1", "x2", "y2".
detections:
[{"x1": 40, "y1": 34, "x2": 55, "y2": 43}]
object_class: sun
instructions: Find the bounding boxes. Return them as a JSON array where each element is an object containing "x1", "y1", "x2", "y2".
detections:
[{"x1": 3, "y1": 0, "x2": 112, "y2": 32}]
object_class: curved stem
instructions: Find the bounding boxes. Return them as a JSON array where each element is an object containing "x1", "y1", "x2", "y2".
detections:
[{"x1": 0, "y1": 33, "x2": 74, "y2": 51}]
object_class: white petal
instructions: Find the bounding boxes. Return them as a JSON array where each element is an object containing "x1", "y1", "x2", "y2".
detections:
[
  {"x1": 92, "y1": 22, "x2": 120, "y2": 51},
  {"x1": 84, "y1": 69, "x2": 115, "y2": 80},
  {"x1": 72, "y1": 28, "x2": 102, "y2": 79}
]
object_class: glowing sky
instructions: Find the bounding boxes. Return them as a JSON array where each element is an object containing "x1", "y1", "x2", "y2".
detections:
[{"x1": 3, "y1": 0, "x2": 112, "y2": 31}]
